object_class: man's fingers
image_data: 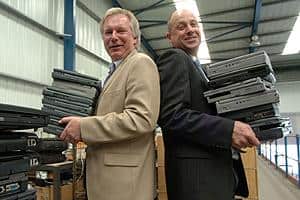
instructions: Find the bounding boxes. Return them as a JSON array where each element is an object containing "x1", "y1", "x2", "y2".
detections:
[
  {"x1": 59, "y1": 122, "x2": 71, "y2": 140},
  {"x1": 59, "y1": 116, "x2": 73, "y2": 124},
  {"x1": 248, "y1": 134, "x2": 260, "y2": 146},
  {"x1": 58, "y1": 116, "x2": 81, "y2": 144},
  {"x1": 59, "y1": 129, "x2": 67, "y2": 140}
]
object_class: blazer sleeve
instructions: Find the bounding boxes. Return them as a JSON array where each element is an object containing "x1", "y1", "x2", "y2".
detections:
[
  {"x1": 157, "y1": 49, "x2": 233, "y2": 149},
  {"x1": 80, "y1": 54, "x2": 160, "y2": 144}
]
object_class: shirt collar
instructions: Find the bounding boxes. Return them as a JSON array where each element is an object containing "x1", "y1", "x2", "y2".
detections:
[
  {"x1": 112, "y1": 59, "x2": 122, "y2": 68},
  {"x1": 191, "y1": 55, "x2": 198, "y2": 62}
]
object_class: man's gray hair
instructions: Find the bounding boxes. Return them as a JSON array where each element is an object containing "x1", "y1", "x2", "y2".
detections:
[{"x1": 100, "y1": 7, "x2": 141, "y2": 49}]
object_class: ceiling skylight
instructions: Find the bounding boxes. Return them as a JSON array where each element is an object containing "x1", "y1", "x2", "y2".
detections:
[
  {"x1": 282, "y1": 13, "x2": 300, "y2": 55},
  {"x1": 173, "y1": 0, "x2": 211, "y2": 64}
]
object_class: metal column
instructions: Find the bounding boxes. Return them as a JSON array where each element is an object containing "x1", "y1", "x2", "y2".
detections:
[
  {"x1": 270, "y1": 141, "x2": 272, "y2": 164},
  {"x1": 275, "y1": 139, "x2": 278, "y2": 168},
  {"x1": 296, "y1": 135, "x2": 300, "y2": 187},
  {"x1": 249, "y1": 0, "x2": 262, "y2": 53},
  {"x1": 64, "y1": 0, "x2": 76, "y2": 71},
  {"x1": 284, "y1": 136, "x2": 288, "y2": 177}
]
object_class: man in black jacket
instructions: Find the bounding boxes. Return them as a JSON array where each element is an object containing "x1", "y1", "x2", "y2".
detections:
[{"x1": 156, "y1": 9, "x2": 260, "y2": 200}]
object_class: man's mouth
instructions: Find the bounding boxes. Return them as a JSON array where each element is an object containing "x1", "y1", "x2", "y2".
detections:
[
  {"x1": 110, "y1": 45, "x2": 123, "y2": 50},
  {"x1": 185, "y1": 37, "x2": 197, "y2": 41}
]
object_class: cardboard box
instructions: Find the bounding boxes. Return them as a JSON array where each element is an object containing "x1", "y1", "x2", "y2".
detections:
[
  {"x1": 157, "y1": 191, "x2": 168, "y2": 200},
  {"x1": 157, "y1": 166, "x2": 167, "y2": 192},
  {"x1": 35, "y1": 184, "x2": 73, "y2": 200},
  {"x1": 61, "y1": 183, "x2": 73, "y2": 200},
  {"x1": 155, "y1": 135, "x2": 165, "y2": 166},
  {"x1": 245, "y1": 169, "x2": 258, "y2": 199},
  {"x1": 239, "y1": 147, "x2": 259, "y2": 200},
  {"x1": 36, "y1": 186, "x2": 51, "y2": 200},
  {"x1": 241, "y1": 147, "x2": 257, "y2": 169}
]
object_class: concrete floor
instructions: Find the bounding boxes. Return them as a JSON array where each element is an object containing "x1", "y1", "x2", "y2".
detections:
[{"x1": 258, "y1": 157, "x2": 300, "y2": 200}]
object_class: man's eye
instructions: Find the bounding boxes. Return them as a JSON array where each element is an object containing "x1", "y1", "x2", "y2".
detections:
[
  {"x1": 191, "y1": 22, "x2": 198, "y2": 27},
  {"x1": 118, "y1": 29, "x2": 128, "y2": 34},
  {"x1": 177, "y1": 25, "x2": 185, "y2": 30},
  {"x1": 104, "y1": 31, "x2": 112, "y2": 35}
]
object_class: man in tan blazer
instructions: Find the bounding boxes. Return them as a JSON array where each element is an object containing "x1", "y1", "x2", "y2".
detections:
[{"x1": 59, "y1": 8, "x2": 160, "y2": 200}]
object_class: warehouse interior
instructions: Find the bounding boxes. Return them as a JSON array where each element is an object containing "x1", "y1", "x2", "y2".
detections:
[{"x1": 0, "y1": 0, "x2": 300, "y2": 199}]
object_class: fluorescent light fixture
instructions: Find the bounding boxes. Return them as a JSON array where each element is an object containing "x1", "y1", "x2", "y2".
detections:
[
  {"x1": 282, "y1": 13, "x2": 300, "y2": 55},
  {"x1": 174, "y1": 0, "x2": 211, "y2": 64}
]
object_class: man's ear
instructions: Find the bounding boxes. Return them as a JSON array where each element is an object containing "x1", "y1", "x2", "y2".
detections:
[
  {"x1": 166, "y1": 32, "x2": 171, "y2": 41},
  {"x1": 133, "y1": 36, "x2": 137, "y2": 46}
]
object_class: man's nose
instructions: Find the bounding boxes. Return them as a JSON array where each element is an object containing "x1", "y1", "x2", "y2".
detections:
[
  {"x1": 186, "y1": 24, "x2": 194, "y2": 33},
  {"x1": 111, "y1": 30, "x2": 118, "y2": 40}
]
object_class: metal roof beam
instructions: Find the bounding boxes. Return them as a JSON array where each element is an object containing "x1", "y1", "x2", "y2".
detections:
[
  {"x1": 132, "y1": 1, "x2": 174, "y2": 16},
  {"x1": 209, "y1": 52, "x2": 281, "y2": 62},
  {"x1": 205, "y1": 15, "x2": 298, "y2": 32},
  {"x1": 200, "y1": 20, "x2": 251, "y2": 25},
  {"x1": 205, "y1": 24, "x2": 247, "y2": 32},
  {"x1": 112, "y1": 0, "x2": 120, "y2": 7},
  {"x1": 141, "y1": 35, "x2": 158, "y2": 60},
  {"x1": 210, "y1": 42, "x2": 286, "y2": 54},
  {"x1": 140, "y1": 21, "x2": 166, "y2": 29},
  {"x1": 139, "y1": 20, "x2": 167, "y2": 23},
  {"x1": 140, "y1": 19, "x2": 251, "y2": 30},
  {"x1": 201, "y1": 0, "x2": 297, "y2": 18},
  {"x1": 155, "y1": 47, "x2": 172, "y2": 52},
  {"x1": 200, "y1": 6, "x2": 253, "y2": 18},
  {"x1": 205, "y1": 15, "x2": 298, "y2": 33},
  {"x1": 206, "y1": 24, "x2": 250, "y2": 42},
  {"x1": 148, "y1": 29, "x2": 290, "y2": 43},
  {"x1": 261, "y1": 15, "x2": 299, "y2": 23},
  {"x1": 140, "y1": 19, "x2": 250, "y2": 25},
  {"x1": 154, "y1": 41, "x2": 285, "y2": 53},
  {"x1": 209, "y1": 30, "x2": 291, "y2": 44},
  {"x1": 148, "y1": 36, "x2": 166, "y2": 42}
]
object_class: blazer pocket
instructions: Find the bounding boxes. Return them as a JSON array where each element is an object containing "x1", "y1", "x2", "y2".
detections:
[{"x1": 104, "y1": 153, "x2": 140, "y2": 167}]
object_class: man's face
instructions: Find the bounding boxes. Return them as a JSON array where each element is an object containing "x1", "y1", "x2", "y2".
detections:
[
  {"x1": 102, "y1": 14, "x2": 137, "y2": 61},
  {"x1": 167, "y1": 10, "x2": 201, "y2": 56}
]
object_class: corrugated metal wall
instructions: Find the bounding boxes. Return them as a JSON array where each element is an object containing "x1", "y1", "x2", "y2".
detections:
[
  {"x1": 75, "y1": 2, "x2": 111, "y2": 80},
  {"x1": 0, "y1": 0, "x2": 112, "y2": 109},
  {"x1": 0, "y1": 75, "x2": 43, "y2": 108},
  {"x1": 276, "y1": 81, "x2": 300, "y2": 113}
]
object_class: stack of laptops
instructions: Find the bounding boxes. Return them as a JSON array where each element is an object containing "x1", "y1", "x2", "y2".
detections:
[
  {"x1": 204, "y1": 51, "x2": 292, "y2": 141},
  {"x1": 42, "y1": 68, "x2": 102, "y2": 136},
  {"x1": 0, "y1": 103, "x2": 49, "y2": 199},
  {"x1": 35, "y1": 138, "x2": 68, "y2": 164}
]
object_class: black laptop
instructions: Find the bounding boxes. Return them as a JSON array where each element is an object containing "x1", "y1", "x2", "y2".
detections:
[{"x1": 0, "y1": 103, "x2": 49, "y2": 131}]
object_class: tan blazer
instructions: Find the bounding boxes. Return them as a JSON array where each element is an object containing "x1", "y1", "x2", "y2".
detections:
[{"x1": 80, "y1": 50, "x2": 160, "y2": 200}]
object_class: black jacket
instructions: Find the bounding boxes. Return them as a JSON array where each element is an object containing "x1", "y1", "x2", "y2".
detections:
[{"x1": 156, "y1": 48, "x2": 248, "y2": 200}]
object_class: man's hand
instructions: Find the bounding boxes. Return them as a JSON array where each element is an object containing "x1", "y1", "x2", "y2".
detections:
[
  {"x1": 59, "y1": 116, "x2": 82, "y2": 144},
  {"x1": 232, "y1": 121, "x2": 260, "y2": 149}
]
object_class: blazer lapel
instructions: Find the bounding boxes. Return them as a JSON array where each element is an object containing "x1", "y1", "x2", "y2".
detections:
[{"x1": 100, "y1": 50, "x2": 137, "y2": 96}]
